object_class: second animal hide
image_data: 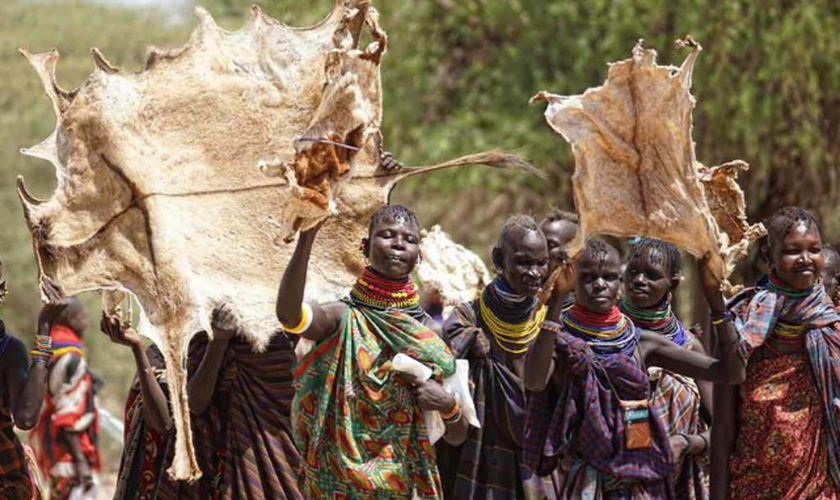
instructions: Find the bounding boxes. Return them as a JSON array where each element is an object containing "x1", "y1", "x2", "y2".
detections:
[{"x1": 532, "y1": 38, "x2": 765, "y2": 291}]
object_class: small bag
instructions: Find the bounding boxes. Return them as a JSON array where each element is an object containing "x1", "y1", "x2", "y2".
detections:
[{"x1": 620, "y1": 399, "x2": 652, "y2": 450}]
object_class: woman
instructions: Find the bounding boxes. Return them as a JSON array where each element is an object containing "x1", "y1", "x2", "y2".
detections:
[
  {"x1": 622, "y1": 238, "x2": 711, "y2": 500},
  {"x1": 436, "y1": 214, "x2": 558, "y2": 499},
  {"x1": 276, "y1": 205, "x2": 467, "y2": 499},
  {"x1": 101, "y1": 313, "x2": 173, "y2": 500},
  {"x1": 524, "y1": 238, "x2": 744, "y2": 499},
  {"x1": 172, "y1": 304, "x2": 303, "y2": 500},
  {"x1": 713, "y1": 207, "x2": 840, "y2": 499}
]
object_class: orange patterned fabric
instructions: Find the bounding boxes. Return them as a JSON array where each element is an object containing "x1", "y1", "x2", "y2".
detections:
[{"x1": 730, "y1": 352, "x2": 837, "y2": 499}]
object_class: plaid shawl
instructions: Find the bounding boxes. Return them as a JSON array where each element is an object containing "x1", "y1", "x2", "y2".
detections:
[
  {"x1": 524, "y1": 326, "x2": 673, "y2": 485},
  {"x1": 730, "y1": 276, "x2": 840, "y2": 490}
]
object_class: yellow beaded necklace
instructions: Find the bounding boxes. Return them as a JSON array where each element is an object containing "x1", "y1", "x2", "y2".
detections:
[{"x1": 479, "y1": 292, "x2": 547, "y2": 354}]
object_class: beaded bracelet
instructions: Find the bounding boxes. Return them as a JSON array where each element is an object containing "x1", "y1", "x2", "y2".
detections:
[
  {"x1": 281, "y1": 303, "x2": 313, "y2": 335},
  {"x1": 441, "y1": 397, "x2": 461, "y2": 423},
  {"x1": 698, "y1": 433, "x2": 709, "y2": 454},
  {"x1": 710, "y1": 310, "x2": 733, "y2": 325},
  {"x1": 30, "y1": 334, "x2": 54, "y2": 367},
  {"x1": 29, "y1": 349, "x2": 52, "y2": 367}
]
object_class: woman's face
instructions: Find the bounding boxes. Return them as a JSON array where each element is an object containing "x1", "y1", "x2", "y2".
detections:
[
  {"x1": 495, "y1": 228, "x2": 549, "y2": 297},
  {"x1": 542, "y1": 220, "x2": 577, "y2": 273},
  {"x1": 575, "y1": 251, "x2": 622, "y2": 313},
  {"x1": 366, "y1": 216, "x2": 421, "y2": 279},
  {"x1": 623, "y1": 249, "x2": 676, "y2": 309},
  {"x1": 769, "y1": 224, "x2": 824, "y2": 291}
]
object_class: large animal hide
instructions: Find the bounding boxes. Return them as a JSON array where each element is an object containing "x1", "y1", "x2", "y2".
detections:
[
  {"x1": 17, "y1": 1, "x2": 537, "y2": 480},
  {"x1": 532, "y1": 38, "x2": 765, "y2": 287}
]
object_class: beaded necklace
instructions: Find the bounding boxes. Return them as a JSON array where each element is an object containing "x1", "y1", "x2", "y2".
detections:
[
  {"x1": 767, "y1": 272, "x2": 814, "y2": 299},
  {"x1": 621, "y1": 297, "x2": 686, "y2": 347},
  {"x1": 563, "y1": 303, "x2": 638, "y2": 358},
  {"x1": 763, "y1": 273, "x2": 817, "y2": 344},
  {"x1": 350, "y1": 267, "x2": 421, "y2": 311},
  {"x1": 478, "y1": 277, "x2": 546, "y2": 355}
]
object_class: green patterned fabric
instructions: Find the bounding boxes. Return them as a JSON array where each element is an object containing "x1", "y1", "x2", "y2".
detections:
[{"x1": 293, "y1": 300, "x2": 456, "y2": 499}]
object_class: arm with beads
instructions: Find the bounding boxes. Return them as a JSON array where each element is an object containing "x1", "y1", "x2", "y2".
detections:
[
  {"x1": 525, "y1": 264, "x2": 575, "y2": 392},
  {"x1": 13, "y1": 279, "x2": 67, "y2": 430}
]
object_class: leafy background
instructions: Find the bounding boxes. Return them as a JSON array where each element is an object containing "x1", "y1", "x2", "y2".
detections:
[{"x1": 2, "y1": 0, "x2": 839, "y2": 487}]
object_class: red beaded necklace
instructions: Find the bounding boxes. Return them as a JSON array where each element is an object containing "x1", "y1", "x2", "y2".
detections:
[{"x1": 351, "y1": 267, "x2": 420, "y2": 310}]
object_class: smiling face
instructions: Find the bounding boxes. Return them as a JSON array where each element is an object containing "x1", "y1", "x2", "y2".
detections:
[
  {"x1": 767, "y1": 224, "x2": 824, "y2": 291},
  {"x1": 623, "y1": 248, "x2": 678, "y2": 309},
  {"x1": 542, "y1": 220, "x2": 578, "y2": 272},
  {"x1": 365, "y1": 215, "x2": 421, "y2": 279},
  {"x1": 575, "y1": 245, "x2": 622, "y2": 314},
  {"x1": 493, "y1": 228, "x2": 549, "y2": 297}
]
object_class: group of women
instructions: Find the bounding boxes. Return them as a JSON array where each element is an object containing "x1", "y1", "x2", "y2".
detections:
[
  {"x1": 109, "y1": 202, "x2": 840, "y2": 500},
  {"x1": 5, "y1": 197, "x2": 840, "y2": 500}
]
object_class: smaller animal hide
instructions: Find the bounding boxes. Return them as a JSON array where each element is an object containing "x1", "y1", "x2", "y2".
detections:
[
  {"x1": 416, "y1": 225, "x2": 490, "y2": 307},
  {"x1": 532, "y1": 38, "x2": 765, "y2": 289}
]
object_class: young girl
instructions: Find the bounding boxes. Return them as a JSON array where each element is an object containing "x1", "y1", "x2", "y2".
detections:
[
  {"x1": 622, "y1": 238, "x2": 711, "y2": 500},
  {"x1": 276, "y1": 205, "x2": 466, "y2": 499},
  {"x1": 524, "y1": 239, "x2": 743, "y2": 499},
  {"x1": 713, "y1": 207, "x2": 840, "y2": 499}
]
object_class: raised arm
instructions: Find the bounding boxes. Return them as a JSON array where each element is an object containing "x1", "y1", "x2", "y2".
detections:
[
  {"x1": 12, "y1": 280, "x2": 69, "y2": 429},
  {"x1": 101, "y1": 313, "x2": 172, "y2": 434},
  {"x1": 525, "y1": 265, "x2": 574, "y2": 392},
  {"x1": 643, "y1": 255, "x2": 746, "y2": 385},
  {"x1": 276, "y1": 221, "x2": 345, "y2": 342},
  {"x1": 187, "y1": 304, "x2": 237, "y2": 415}
]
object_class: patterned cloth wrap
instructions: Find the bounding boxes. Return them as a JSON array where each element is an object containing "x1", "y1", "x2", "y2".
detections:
[
  {"x1": 32, "y1": 324, "x2": 101, "y2": 500},
  {"x1": 524, "y1": 306, "x2": 675, "y2": 500},
  {"x1": 0, "y1": 327, "x2": 38, "y2": 500},
  {"x1": 728, "y1": 276, "x2": 840, "y2": 495},
  {"x1": 436, "y1": 283, "x2": 559, "y2": 500},
  {"x1": 292, "y1": 282, "x2": 456, "y2": 499}
]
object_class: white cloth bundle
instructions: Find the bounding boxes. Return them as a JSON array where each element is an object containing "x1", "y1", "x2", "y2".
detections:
[{"x1": 392, "y1": 353, "x2": 480, "y2": 444}]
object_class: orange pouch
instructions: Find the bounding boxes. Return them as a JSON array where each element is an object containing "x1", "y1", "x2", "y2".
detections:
[{"x1": 620, "y1": 399, "x2": 652, "y2": 450}]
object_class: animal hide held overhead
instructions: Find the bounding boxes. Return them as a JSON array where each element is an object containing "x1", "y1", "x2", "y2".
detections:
[
  {"x1": 17, "y1": 1, "x2": 538, "y2": 480},
  {"x1": 532, "y1": 38, "x2": 765, "y2": 288}
]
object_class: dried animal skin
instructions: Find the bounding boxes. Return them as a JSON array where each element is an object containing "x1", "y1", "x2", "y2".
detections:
[
  {"x1": 17, "y1": 1, "x2": 538, "y2": 480},
  {"x1": 532, "y1": 38, "x2": 765, "y2": 288},
  {"x1": 416, "y1": 225, "x2": 491, "y2": 308}
]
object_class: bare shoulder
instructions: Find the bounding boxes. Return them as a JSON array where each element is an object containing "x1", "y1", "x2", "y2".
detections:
[
  {"x1": 320, "y1": 301, "x2": 348, "y2": 322},
  {"x1": 638, "y1": 329, "x2": 669, "y2": 356}
]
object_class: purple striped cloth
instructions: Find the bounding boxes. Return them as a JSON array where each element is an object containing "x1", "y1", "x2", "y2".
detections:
[{"x1": 523, "y1": 327, "x2": 674, "y2": 491}]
